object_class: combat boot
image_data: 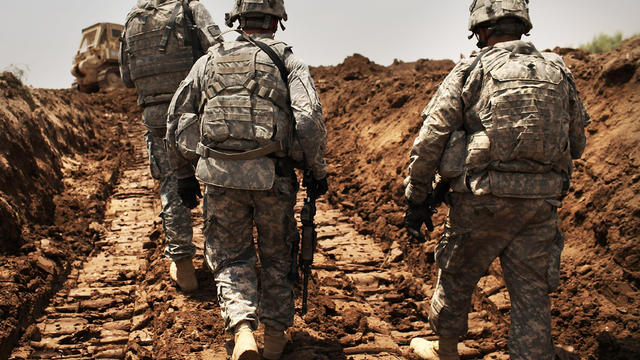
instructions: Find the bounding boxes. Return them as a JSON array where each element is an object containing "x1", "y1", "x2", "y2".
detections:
[
  {"x1": 169, "y1": 258, "x2": 198, "y2": 292},
  {"x1": 263, "y1": 326, "x2": 288, "y2": 360},
  {"x1": 232, "y1": 322, "x2": 259, "y2": 360},
  {"x1": 410, "y1": 337, "x2": 459, "y2": 360}
]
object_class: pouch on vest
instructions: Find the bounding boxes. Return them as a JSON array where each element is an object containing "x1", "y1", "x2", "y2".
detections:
[
  {"x1": 196, "y1": 156, "x2": 275, "y2": 191},
  {"x1": 176, "y1": 113, "x2": 201, "y2": 163},
  {"x1": 439, "y1": 130, "x2": 466, "y2": 179},
  {"x1": 488, "y1": 171, "x2": 564, "y2": 198},
  {"x1": 465, "y1": 131, "x2": 491, "y2": 171}
]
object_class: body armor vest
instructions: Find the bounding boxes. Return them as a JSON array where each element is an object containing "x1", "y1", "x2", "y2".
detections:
[
  {"x1": 125, "y1": 0, "x2": 196, "y2": 105},
  {"x1": 448, "y1": 44, "x2": 573, "y2": 198},
  {"x1": 200, "y1": 38, "x2": 291, "y2": 155},
  {"x1": 470, "y1": 47, "x2": 571, "y2": 175}
]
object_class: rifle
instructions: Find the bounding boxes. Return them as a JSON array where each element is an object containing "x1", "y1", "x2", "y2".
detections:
[{"x1": 300, "y1": 173, "x2": 318, "y2": 315}]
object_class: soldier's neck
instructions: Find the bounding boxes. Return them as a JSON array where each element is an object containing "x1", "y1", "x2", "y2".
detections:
[
  {"x1": 487, "y1": 35, "x2": 522, "y2": 46},
  {"x1": 243, "y1": 29, "x2": 276, "y2": 35}
]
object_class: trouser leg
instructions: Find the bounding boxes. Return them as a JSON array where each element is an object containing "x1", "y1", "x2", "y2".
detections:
[
  {"x1": 143, "y1": 127, "x2": 195, "y2": 261},
  {"x1": 501, "y1": 203, "x2": 557, "y2": 360},
  {"x1": 254, "y1": 176, "x2": 298, "y2": 330},
  {"x1": 203, "y1": 185, "x2": 258, "y2": 332}
]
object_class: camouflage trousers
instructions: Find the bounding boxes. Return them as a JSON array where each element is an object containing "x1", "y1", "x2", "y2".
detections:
[
  {"x1": 202, "y1": 176, "x2": 299, "y2": 332},
  {"x1": 429, "y1": 193, "x2": 562, "y2": 360},
  {"x1": 142, "y1": 104, "x2": 195, "y2": 261}
]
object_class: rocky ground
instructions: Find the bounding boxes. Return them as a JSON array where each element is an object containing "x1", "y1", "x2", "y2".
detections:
[{"x1": 0, "y1": 37, "x2": 639, "y2": 360}]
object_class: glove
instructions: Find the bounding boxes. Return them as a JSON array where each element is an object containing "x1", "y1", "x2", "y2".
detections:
[
  {"x1": 303, "y1": 173, "x2": 328, "y2": 198},
  {"x1": 177, "y1": 176, "x2": 202, "y2": 209},
  {"x1": 404, "y1": 201, "x2": 435, "y2": 243}
]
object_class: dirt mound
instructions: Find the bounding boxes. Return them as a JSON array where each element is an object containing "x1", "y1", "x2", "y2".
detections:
[
  {"x1": 0, "y1": 75, "x2": 141, "y2": 357},
  {"x1": 312, "y1": 37, "x2": 640, "y2": 358}
]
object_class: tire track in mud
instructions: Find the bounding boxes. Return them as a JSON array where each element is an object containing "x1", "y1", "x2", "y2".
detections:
[
  {"x1": 9, "y1": 130, "x2": 156, "y2": 360},
  {"x1": 296, "y1": 201, "x2": 512, "y2": 360},
  {"x1": 8, "y1": 130, "x2": 513, "y2": 360}
]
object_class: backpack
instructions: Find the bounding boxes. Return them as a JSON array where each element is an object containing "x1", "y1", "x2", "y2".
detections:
[{"x1": 124, "y1": 0, "x2": 203, "y2": 105}]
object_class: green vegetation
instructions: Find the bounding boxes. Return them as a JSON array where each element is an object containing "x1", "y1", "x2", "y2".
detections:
[
  {"x1": 580, "y1": 32, "x2": 639, "y2": 53},
  {"x1": 2, "y1": 64, "x2": 30, "y2": 83}
]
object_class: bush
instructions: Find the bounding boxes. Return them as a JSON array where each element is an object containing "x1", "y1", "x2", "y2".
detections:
[
  {"x1": 579, "y1": 32, "x2": 638, "y2": 54},
  {"x1": 2, "y1": 64, "x2": 30, "y2": 83}
]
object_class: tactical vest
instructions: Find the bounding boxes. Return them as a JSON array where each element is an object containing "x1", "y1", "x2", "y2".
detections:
[
  {"x1": 200, "y1": 38, "x2": 291, "y2": 155},
  {"x1": 447, "y1": 44, "x2": 573, "y2": 198},
  {"x1": 125, "y1": 0, "x2": 196, "y2": 106},
  {"x1": 194, "y1": 37, "x2": 292, "y2": 191}
]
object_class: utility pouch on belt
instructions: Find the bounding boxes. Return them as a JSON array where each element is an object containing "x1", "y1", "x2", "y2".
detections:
[
  {"x1": 176, "y1": 113, "x2": 201, "y2": 162},
  {"x1": 465, "y1": 131, "x2": 491, "y2": 171},
  {"x1": 439, "y1": 130, "x2": 466, "y2": 179}
]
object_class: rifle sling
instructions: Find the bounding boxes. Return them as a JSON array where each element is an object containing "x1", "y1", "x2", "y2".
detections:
[
  {"x1": 250, "y1": 39, "x2": 290, "y2": 91},
  {"x1": 159, "y1": 2, "x2": 182, "y2": 53},
  {"x1": 181, "y1": 0, "x2": 204, "y2": 63}
]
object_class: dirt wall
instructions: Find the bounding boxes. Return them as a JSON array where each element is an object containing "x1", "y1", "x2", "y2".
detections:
[
  {"x1": 0, "y1": 72, "x2": 139, "y2": 252},
  {"x1": 0, "y1": 76, "x2": 141, "y2": 357}
]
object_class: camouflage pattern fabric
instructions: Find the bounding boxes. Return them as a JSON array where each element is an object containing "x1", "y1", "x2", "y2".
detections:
[
  {"x1": 429, "y1": 193, "x2": 559, "y2": 360},
  {"x1": 405, "y1": 40, "x2": 588, "y2": 204},
  {"x1": 143, "y1": 104, "x2": 195, "y2": 261},
  {"x1": 202, "y1": 177, "x2": 298, "y2": 332},
  {"x1": 167, "y1": 33, "x2": 327, "y2": 183}
]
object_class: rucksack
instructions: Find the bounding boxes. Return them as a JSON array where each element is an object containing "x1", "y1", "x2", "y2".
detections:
[{"x1": 124, "y1": 0, "x2": 204, "y2": 105}]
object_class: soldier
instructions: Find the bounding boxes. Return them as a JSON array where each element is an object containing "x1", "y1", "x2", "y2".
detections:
[
  {"x1": 404, "y1": 1, "x2": 588, "y2": 359},
  {"x1": 166, "y1": 1, "x2": 328, "y2": 359},
  {"x1": 119, "y1": 0, "x2": 221, "y2": 292}
]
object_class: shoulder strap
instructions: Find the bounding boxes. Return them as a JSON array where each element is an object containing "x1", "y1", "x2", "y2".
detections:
[
  {"x1": 250, "y1": 39, "x2": 290, "y2": 87},
  {"x1": 159, "y1": 2, "x2": 183, "y2": 53},
  {"x1": 462, "y1": 47, "x2": 493, "y2": 85},
  {"x1": 241, "y1": 34, "x2": 291, "y2": 108},
  {"x1": 181, "y1": 0, "x2": 204, "y2": 63},
  {"x1": 460, "y1": 47, "x2": 492, "y2": 134}
]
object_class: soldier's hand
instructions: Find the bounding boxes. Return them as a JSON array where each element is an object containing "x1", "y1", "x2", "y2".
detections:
[
  {"x1": 177, "y1": 176, "x2": 202, "y2": 209},
  {"x1": 404, "y1": 201, "x2": 435, "y2": 243},
  {"x1": 303, "y1": 173, "x2": 328, "y2": 198}
]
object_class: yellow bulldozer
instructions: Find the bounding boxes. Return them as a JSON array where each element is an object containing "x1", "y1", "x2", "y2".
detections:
[{"x1": 71, "y1": 23, "x2": 125, "y2": 92}]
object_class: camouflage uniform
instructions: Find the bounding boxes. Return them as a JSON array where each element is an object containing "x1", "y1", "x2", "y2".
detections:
[
  {"x1": 167, "y1": 33, "x2": 326, "y2": 332},
  {"x1": 406, "y1": 41, "x2": 588, "y2": 360},
  {"x1": 119, "y1": 0, "x2": 220, "y2": 261}
]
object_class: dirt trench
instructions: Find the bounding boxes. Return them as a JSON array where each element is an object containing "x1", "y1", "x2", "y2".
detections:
[
  {"x1": 2, "y1": 37, "x2": 640, "y2": 360},
  {"x1": 7, "y1": 126, "x2": 516, "y2": 359}
]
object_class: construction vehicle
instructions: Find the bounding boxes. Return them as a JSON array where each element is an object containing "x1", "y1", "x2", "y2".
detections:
[{"x1": 71, "y1": 23, "x2": 125, "y2": 92}]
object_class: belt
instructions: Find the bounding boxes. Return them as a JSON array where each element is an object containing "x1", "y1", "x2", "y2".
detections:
[{"x1": 196, "y1": 141, "x2": 284, "y2": 161}]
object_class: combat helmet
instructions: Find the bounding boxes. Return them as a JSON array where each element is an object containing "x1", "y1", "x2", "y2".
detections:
[
  {"x1": 468, "y1": 0, "x2": 532, "y2": 34},
  {"x1": 225, "y1": 0, "x2": 288, "y2": 29}
]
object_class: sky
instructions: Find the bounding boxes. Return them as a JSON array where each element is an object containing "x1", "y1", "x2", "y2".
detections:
[{"x1": 1, "y1": 0, "x2": 638, "y2": 89}]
